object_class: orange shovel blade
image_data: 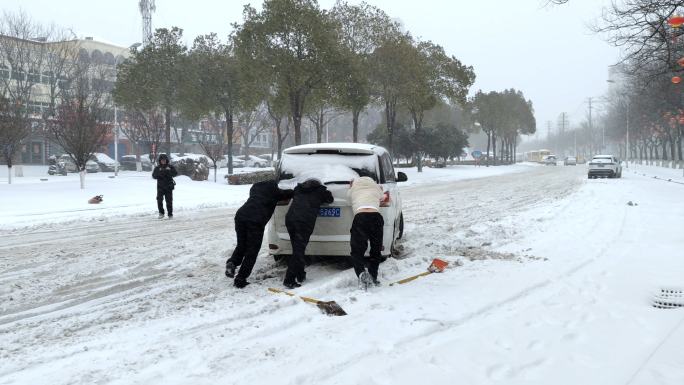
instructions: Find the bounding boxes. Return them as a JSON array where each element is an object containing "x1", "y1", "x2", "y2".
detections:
[{"x1": 429, "y1": 258, "x2": 449, "y2": 273}]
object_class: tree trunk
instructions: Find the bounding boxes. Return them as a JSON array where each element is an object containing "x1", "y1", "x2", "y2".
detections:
[
  {"x1": 410, "y1": 108, "x2": 424, "y2": 173},
  {"x1": 79, "y1": 170, "x2": 85, "y2": 189},
  {"x1": 485, "y1": 131, "x2": 492, "y2": 167},
  {"x1": 165, "y1": 107, "x2": 172, "y2": 157},
  {"x1": 226, "y1": 109, "x2": 234, "y2": 175},
  {"x1": 352, "y1": 109, "x2": 361, "y2": 143},
  {"x1": 385, "y1": 98, "x2": 397, "y2": 160}
]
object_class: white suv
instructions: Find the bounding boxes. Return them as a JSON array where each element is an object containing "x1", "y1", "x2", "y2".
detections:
[
  {"x1": 267, "y1": 143, "x2": 407, "y2": 260},
  {"x1": 588, "y1": 155, "x2": 622, "y2": 178}
]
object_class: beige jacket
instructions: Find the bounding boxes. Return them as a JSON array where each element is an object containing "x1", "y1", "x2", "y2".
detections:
[{"x1": 347, "y1": 177, "x2": 384, "y2": 213}]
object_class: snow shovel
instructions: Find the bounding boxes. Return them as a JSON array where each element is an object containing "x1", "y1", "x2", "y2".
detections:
[
  {"x1": 267, "y1": 288, "x2": 347, "y2": 316},
  {"x1": 389, "y1": 258, "x2": 449, "y2": 286}
]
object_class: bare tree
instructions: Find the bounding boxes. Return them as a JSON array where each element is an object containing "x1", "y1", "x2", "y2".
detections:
[
  {"x1": 197, "y1": 116, "x2": 230, "y2": 182},
  {"x1": 238, "y1": 103, "x2": 270, "y2": 158},
  {"x1": 125, "y1": 108, "x2": 166, "y2": 165},
  {"x1": 0, "y1": 10, "x2": 78, "y2": 182},
  {"x1": 0, "y1": 93, "x2": 29, "y2": 183},
  {"x1": 46, "y1": 61, "x2": 114, "y2": 189}
]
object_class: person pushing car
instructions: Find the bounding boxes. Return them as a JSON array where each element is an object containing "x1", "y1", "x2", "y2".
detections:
[
  {"x1": 225, "y1": 180, "x2": 294, "y2": 288},
  {"x1": 152, "y1": 154, "x2": 178, "y2": 219},
  {"x1": 347, "y1": 176, "x2": 385, "y2": 290},
  {"x1": 283, "y1": 178, "x2": 334, "y2": 289}
]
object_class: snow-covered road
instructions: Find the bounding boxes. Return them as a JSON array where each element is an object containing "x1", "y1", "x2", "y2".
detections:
[{"x1": 1, "y1": 164, "x2": 683, "y2": 384}]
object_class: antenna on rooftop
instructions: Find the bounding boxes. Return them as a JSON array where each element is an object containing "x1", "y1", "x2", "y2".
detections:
[{"x1": 139, "y1": 0, "x2": 156, "y2": 46}]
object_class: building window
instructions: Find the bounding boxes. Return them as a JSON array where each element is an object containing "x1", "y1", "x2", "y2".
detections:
[
  {"x1": 27, "y1": 68, "x2": 40, "y2": 83},
  {"x1": 41, "y1": 71, "x2": 54, "y2": 85},
  {"x1": 91, "y1": 50, "x2": 103, "y2": 64},
  {"x1": 11, "y1": 69, "x2": 25, "y2": 81},
  {"x1": 78, "y1": 48, "x2": 90, "y2": 63},
  {"x1": 104, "y1": 52, "x2": 115, "y2": 66}
]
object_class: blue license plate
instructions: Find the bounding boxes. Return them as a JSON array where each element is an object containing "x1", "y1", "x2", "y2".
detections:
[
  {"x1": 318, "y1": 208, "x2": 340, "y2": 217},
  {"x1": 598, "y1": 164, "x2": 605, "y2": 167}
]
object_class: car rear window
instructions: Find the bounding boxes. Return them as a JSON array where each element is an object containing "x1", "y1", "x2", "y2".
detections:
[{"x1": 278, "y1": 153, "x2": 378, "y2": 183}]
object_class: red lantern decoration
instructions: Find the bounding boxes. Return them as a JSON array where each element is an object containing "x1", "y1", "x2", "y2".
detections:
[
  {"x1": 673, "y1": 76, "x2": 682, "y2": 84},
  {"x1": 678, "y1": 58, "x2": 684, "y2": 67},
  {"x1": 679, "y1": 118, "x2": 684, "y2": 124},
  {"x1": 670, "y1": 118, "x2": 675, "y2": 124},
  {"x1": 669, "y1": 15, "x2": 684, "y2": 27}
]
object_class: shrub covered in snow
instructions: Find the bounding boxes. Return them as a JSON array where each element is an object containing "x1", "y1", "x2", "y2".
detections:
[
  {"x1": 176, "y1": 158, "x2": 210, "y2": 181},
  {"x1": 225, "y1": 170, "x2": 276, "y2": 185}
]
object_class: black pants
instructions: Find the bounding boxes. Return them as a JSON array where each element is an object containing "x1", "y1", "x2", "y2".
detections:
[
  {"x1": 156, "y1": 188, "x2": 173, "y2": 215},
  {"x1": 284, "y1": 220, "x2": 315, "y2": 284},
  {"x1": 350, "y1": 212, "x2": 384, "y2": 279},
  {"x1": 228, "y1": 219, "x2": 265, "y2": 282}
]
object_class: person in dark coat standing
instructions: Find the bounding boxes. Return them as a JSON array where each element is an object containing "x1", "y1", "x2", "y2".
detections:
[
  {"x1": 283, "y1": 178, "x2": 334, "y2": 289},
  {"x1": 152, "y1": 154, "x2": 178, "y2": 219},
  {"x1": 226, "y1": 180, "x2": 294, "y2": 288}
]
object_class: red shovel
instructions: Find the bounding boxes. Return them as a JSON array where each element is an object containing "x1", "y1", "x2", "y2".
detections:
[{"x1": 389, "y1": 258, "x2": 449, "y2": 286}]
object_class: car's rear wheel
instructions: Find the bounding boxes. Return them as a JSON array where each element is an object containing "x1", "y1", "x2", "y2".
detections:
[{"x1": 397, "y1": 212, "x2": 404, "y2": 240}]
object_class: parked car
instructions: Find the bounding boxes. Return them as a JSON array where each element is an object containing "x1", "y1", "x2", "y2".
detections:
[
  {"x1": 268, "y1": 143, "x2": 407, "y2": 261},
  {"x1": 541, "y1": 155, "x2": 557, "y2": 166},
  {"x1": 588, "y1": 155, "x2": 622, "y2": 178},
  {"x1": 237, "y1": 155, "x2": 267, "y2": 168},
  {"x1": 216, "y1": 155, "x2": 245, "y2": 168},
  {"x1": 120, "y1": 155, "x2": 152, "y2": 171},
  {"x1": 57, "y1": 154, "x2": 100, "y2": 173},
  {"x1": 90, "y1": 153, "x2": 120, "y2": 172},
  {"x1": 433, "y1": 157, "x2": 446, "y2": 168},
  {"x1": 564, "y1": 156, "x2": 577, "y2": 166}
]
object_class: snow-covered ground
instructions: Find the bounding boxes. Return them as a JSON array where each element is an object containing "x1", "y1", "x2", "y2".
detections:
[{"x1": 1, "y1": 162, "x2": 683, "y2": 384}]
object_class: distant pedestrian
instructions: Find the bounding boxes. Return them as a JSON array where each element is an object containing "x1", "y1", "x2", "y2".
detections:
[
  {"x1": 283, "y1": 178, "x2": 334, "y2": 289},
  {"x1": 152, "y1": 154, "x2": 178, "y2": 219},
  {"x1": 225, "y1": 180, "x2": 294, "y2": 288},
  {"x1": 347, "y1": 177, "x2": 385, "y2": 290}
]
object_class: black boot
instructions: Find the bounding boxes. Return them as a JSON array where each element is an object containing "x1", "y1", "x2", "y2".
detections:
[
  {"x1": 234, "y1": 277, "x2": 250, "y2": 289},
  {"x1": 225, "y1": 261, "x2": 236, "y2": 278},
  {"x1": 283, "y1": 280, "x2": 301, "y2": 289}
]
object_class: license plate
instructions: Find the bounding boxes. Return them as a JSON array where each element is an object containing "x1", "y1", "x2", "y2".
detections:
[
  {"x1": 318, "y1": 208, "x2": 340, "y2": 217},
  {"x1": 598, "y1": 164, "x2": 605, "y2": 167}
]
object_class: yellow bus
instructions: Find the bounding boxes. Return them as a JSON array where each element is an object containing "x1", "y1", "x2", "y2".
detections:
[
  {"x1": 529, "y1": 150, "x2": 539, "y2": 162},
  {"x1": 539, "y1": 149, "x2": 551, "y2": 162}
]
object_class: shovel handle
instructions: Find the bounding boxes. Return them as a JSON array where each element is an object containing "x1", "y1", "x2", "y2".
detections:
[
  {"x1": 389, "y1": 271, "x2": 432, "y2": 286},
  {"x1": 268, "y1": 288, "x2": 319, "y2": 304}
]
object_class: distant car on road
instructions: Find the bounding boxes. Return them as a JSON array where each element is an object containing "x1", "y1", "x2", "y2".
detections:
[
  {"x1": 237, "y1": 155, "x2": 267, "y2": 168},
  {"x1": 120, "y1": 155, "x2": 152, "y2": 171},
  {"x1": 58, "y1": 154, "x2": 100, "y2": 173},
  {"x1": 564, "y1": 156, "x2": 577, "y2": 166},
  {"x1": 541, "y1": 155, "x2": 557, "y2": 166},
  {"x1": 588, "y1": 155, "x2": 622, "y2": 179},
  {"x1": 216, "y1": 155, "x2": 245, "y2": 168},
  {"x1": 433, "y1": 157, "x2": 446, "y2": 168},
  {"x1": 90, "y1": 153, "x2": 120, "y2": 172}
]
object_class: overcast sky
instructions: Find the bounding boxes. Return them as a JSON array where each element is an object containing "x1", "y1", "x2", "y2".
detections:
[{"x1": 6, "y1": 0, "x2": 620, "y2": 139}]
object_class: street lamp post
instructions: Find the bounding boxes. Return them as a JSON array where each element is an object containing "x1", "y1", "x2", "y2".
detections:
[{"x1": 113, "y1": 42, "x2": 141, "y2": 176}]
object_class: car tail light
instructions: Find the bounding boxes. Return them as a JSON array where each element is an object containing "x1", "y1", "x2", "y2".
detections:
[
  {"x1": 269, "y1": 244, "x2": 279, "y2": 250},
  {"x1": 277, "y1": 199, "x2": 291, "y2": 206},
  {"x1": 380, "y1": 191, "x2": 391, "y2": 207}
]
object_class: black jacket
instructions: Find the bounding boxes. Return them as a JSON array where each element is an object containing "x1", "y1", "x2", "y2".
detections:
[
  {"x1": 236, "y1": 180, "x2": 294, "y2": 226},
  {"x1": 152, "y1": 154, "x2": 178, "y2": 191},
  {"x1": 286, "y1": 179, "x2": 334, "y2": 226}
]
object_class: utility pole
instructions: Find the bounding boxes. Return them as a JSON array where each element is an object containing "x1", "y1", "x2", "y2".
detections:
[{"x1": 546, "y1": 121, "x2": 552, "y2": 154}]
